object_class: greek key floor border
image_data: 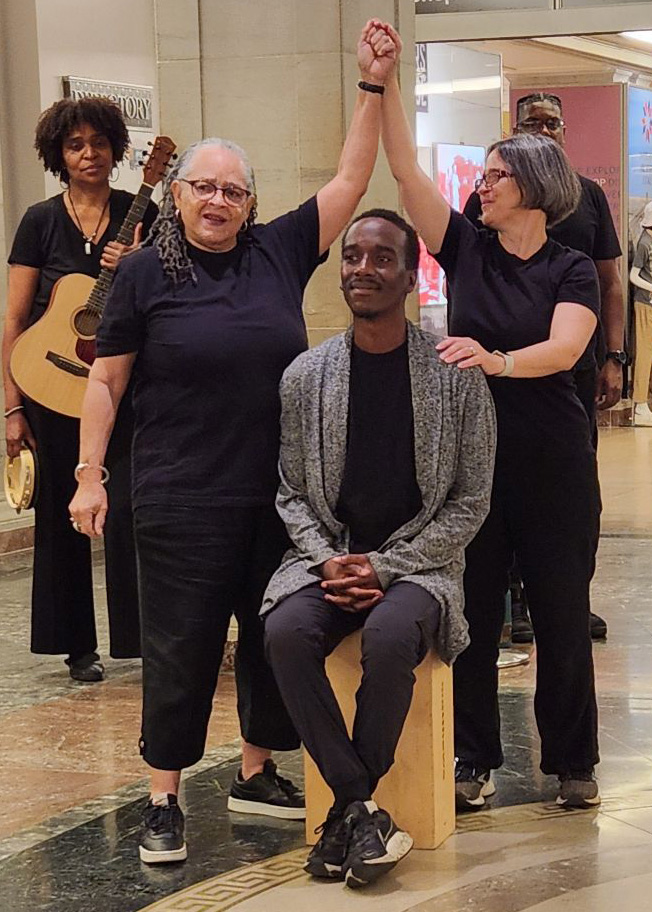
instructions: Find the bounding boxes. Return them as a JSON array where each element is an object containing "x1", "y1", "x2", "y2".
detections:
[{"x1": 141, "y1": 849, "x2": 309, "y2": 912}]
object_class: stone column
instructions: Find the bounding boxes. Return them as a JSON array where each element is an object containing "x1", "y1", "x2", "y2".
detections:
[
  {"x1": 154, "y1": 0, "x2": 417, "y2": 343},
  {"x1": 0, "y1": 0, "x2": 45, "y2": 317}
]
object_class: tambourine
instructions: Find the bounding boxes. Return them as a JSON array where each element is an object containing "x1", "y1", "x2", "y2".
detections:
[{"x1": 3, "y1": 445, "x2": 39, "y2": 513}]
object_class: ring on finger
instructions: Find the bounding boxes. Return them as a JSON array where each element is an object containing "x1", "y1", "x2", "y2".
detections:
[{"x1": 468, "y1": 346, "x2": 477, "y2": 355}]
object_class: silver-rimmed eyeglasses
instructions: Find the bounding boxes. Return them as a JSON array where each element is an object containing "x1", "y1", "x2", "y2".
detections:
[
  {"x1": 181, "y1": 179, "x2": 251, "y2": 206},
  {"x1": 474, "y1": 169, "x2": 513, "y2": 192},
  {"x1": 516, "y1": 117, "x2": 565, "y2": 135}
]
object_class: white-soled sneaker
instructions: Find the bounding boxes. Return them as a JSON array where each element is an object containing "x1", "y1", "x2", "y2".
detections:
[
  {"x1": 556, "y1": 770, "x2": 600, "y2": 809},
  {"x1": 139, "y1": 794, "x2": 188, "y2": 864},
  {"x1": 342, "y1": 800, "x2": 413, "y2": 889},
  {"x1": 455, "y1": 761, "x2": 496, "y2": 810}
]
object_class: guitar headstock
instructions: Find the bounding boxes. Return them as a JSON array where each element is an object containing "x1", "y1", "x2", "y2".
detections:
[{"x1": 142, "y1": 136, "x2": 177, "y2": 188}]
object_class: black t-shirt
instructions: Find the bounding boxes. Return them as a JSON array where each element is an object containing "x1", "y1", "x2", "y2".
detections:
[
  {"x1": 438, "y1": 210, "x2": 600, "y2": 460},
  {"x1": 8, "y1": 190, "x2": 158, "y2": 325},
  {"x1": 336, "y1": 340, "x2": 423, "y2": 553},
  {"x1": 96, "y1": 196, "x2": 324, "y2": 508},
  {"x1": 462, "y1": 176, "x2": 620, "y2": 372}
]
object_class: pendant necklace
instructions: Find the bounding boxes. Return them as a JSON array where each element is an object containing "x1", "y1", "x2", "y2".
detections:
[{"x1": 68, "y1": 191, "x2": 110, "y2": 255}]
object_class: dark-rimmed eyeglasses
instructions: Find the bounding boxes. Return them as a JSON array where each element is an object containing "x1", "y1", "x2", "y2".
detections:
[
  {"x1": 181, "y1": 179, "x2": 251, "y2": 206},
  {"x1": 474, "y1": 170, "x2": 513, "y2": 192},
  {"x1": 516, "y1": 117, "x2": 565, "y2": 135}
]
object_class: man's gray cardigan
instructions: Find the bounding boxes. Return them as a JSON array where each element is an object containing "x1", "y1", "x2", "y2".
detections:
[{"x1": 261, "y1": 321, "x2": 497, "y2": 664}]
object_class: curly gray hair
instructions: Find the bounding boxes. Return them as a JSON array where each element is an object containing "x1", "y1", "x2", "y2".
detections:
[{"x1": 143, "y1": 138, "x2": 258, "y2": 285}]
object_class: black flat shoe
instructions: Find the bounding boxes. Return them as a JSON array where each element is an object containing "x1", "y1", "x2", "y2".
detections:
[{"x1": 66, "y1": 653, "x2": 105, "y2": 682}]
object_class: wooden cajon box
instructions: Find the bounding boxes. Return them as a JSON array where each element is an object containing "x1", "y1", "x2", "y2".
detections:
[{"x1": 304, "y1": 630, "x2": 455, "y2": 850}]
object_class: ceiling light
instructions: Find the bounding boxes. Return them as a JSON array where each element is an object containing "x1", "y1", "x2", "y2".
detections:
[
  {"x1": 415, "y1": 75, "x2": 501, "y2": 96},
  {"x1": 620, "y1": 31, "x2": 652, "y2": 47}
]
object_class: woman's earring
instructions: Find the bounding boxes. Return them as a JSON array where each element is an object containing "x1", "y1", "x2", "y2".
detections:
[
  {"x1": 109, "y1": 166, "x2": 120, "y2": 183},
  {"x1": 175, "y1": 208, "x2": 182, "y2": 223}
]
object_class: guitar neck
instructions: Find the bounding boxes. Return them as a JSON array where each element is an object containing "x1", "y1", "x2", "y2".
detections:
[{"x1": 86, "y1": 183, "x2": 155, "y2": 317}]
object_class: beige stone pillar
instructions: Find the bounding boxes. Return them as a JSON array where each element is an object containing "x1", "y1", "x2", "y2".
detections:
[
  {"x1": 0, "y1": 0, "x2": 46, "y2": 316},
  {"x1": 155, "y1": 0, "x2": 417, "y2": 344}
]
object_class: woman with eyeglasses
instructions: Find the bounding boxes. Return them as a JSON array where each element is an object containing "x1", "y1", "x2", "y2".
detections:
[
  {"x1": 69, "y1": 23, "x2": 397, "y2": 864},
  {"x1": 375, "y1": 22, "x2": 601, "y2": 814}
]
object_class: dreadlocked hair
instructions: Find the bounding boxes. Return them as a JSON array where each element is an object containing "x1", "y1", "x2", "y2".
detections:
[
  {"x1": 143, "y1": 138, "x2": 258, "y2": 286},
  {"x1": 34, "y1": 97, "x2": 129, "y2": 182}
]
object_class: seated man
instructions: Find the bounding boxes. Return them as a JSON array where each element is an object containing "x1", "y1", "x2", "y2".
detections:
[{"x1": 262, "y1": 209, "x2": 496, "y2": 889}]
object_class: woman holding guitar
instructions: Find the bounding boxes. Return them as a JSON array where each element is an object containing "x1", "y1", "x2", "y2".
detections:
[{"x1": 3, "y1": 98, "x2": 157, "y2": 682}]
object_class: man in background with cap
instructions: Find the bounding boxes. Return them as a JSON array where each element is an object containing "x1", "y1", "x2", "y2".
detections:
[{"x1": 629, "y1": 201, "x2": 652, "y2": 426}]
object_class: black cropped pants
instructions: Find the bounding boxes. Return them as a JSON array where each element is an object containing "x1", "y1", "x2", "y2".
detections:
[
  {"x1": 265, "y1": 581, "x2": 440, "y2": 807},
  {"x1": 454, "y1": 450, "x2": 601, "y2": 776},
  {"x1": 135, "y1": 503, "x2": 299, "y2": 771}
]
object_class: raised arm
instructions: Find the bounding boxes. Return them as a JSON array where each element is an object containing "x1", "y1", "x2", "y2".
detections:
[
  {"x1": 316, "y1": 21, "x2": 396, "y2": 254},
  {"x1": 379, "y1": 23, "x2": 451, "y2": 255},
  {"x1": 69, "y1": 353, "x2": 135, "y2": 537}
]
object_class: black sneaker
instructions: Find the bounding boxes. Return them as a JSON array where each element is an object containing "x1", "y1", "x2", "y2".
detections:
[
  {"x1": 511, "y1": 603, "x2": 534, "y2": 644},
  {"x1": 590, "y1": 612, "x2": 607, "y2": 640},
  {"x1": 139, "y1": 795, "x2": 187, "y2": 864},
  {"x1": 304, "y1": 805, "x2": 352, "y2": 879},
  {"x1": 342, "y1": 800, "x2": 413, "y2": 889},
  {"x1": 227, "y1": 759, "x2": 306, "y2": 819},
  {"x1": 556, "y1": 769, "x2": 600, "y2": 808},
  {"x1": 455, "y1": 761, "x2": 496, "y2": 810},
  {"x1": 66, "y1": 653, "x2": 105, "y2": 682}
]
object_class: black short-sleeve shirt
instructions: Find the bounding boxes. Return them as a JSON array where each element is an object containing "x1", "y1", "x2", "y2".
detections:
[
  {"x1": 8, "y1": 190, "x2": 158, "y2": 325},
  {"x1": 97, "y1": 196, "x2": 325, "y2": 508},
  {"x1": 438, "y1": 210, "x2": 600, "y2": 459},
  {"x1": 463, "y1": 175, "x2": 620, "y2": 372}
]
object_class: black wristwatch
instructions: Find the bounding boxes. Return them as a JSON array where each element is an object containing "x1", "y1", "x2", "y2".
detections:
[{"x1": 605, "y1": 350, "x2": 628, "y2": 365}]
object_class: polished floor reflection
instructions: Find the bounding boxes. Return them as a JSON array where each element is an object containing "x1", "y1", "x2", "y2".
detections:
[{"x1": 0, "y1": 427, "x2": 650, "y2": 910}]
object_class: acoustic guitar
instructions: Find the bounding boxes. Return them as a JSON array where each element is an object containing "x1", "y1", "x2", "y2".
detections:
[{"x1": 10, "y1": 136, "x2": 176, "y2": 419}]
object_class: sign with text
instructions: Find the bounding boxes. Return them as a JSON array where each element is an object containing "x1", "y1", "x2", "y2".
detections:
[
  {"x1": 62, "y1": 77, "x2": 153, "y2": 130},
  {"x1": 416, "y1": 43, "x2": 429, "y2": 114},
  {"x1": 415, "y1": 0, "x2": 549, "y2": 12},
  {"x1": 510, "y1": 84, "x2": 622, "y2": 237}
]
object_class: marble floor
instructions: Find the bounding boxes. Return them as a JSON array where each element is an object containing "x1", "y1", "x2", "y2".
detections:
[{"x1": 1, "y1": 425, "x2": 652, "y2": 910}]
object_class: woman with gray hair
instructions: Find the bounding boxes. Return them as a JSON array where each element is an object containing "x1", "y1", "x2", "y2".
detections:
[
  {"x1": 69, "y1": 21, "x2": 398, "y2": 865},
  {"x1": 375, "y1": 22, "x2": 601, "y2": 814}
]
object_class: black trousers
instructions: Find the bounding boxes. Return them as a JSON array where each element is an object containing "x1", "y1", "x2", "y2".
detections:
[
  {"x1": 573, "y1": 365, "x2": 598, "y2": 449},
  {"x1": 265, "y1": 581, "x2": 440, "y2": 806},
  {"x1": 25, "y1": 397, "x2": 140, "y2": 659},
  {"x1": 454, "y1": 450, "x2": 601, "y2": 776},
  {"x1": 135, "y1": 503, "x2": 299, "y2": 771}
]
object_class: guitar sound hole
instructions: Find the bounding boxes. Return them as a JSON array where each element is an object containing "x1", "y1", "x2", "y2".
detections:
[{"x1": 74, "y1": 311, "x2": 100, "y2": 339}]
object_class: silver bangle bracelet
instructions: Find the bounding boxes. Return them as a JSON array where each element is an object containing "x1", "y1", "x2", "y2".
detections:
[{"x1": 74, "y1": 462, "x2": 110, "y2": 484}]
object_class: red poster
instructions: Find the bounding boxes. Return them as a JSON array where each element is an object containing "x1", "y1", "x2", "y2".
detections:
[
  {"x1": 509, "y1": 85, "x2": 622, "y2": 235},
  {"x1": 419, "y1": 144, "x2": 485, "y2": 332}
]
